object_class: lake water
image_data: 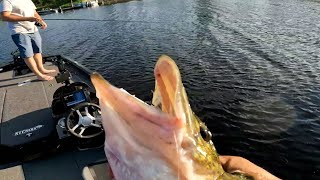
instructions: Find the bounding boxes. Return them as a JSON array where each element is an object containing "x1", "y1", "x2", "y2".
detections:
[{"x1": 0, "y1": 0, "x2": 319, "y2": 179}]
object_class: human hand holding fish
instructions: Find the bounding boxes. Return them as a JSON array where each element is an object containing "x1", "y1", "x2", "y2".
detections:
[
  {"x1": 91, "y1": 55, "x2": 280, "y2": 180},
  {"x1": 219, "y1": 156, "x2": 281, "y2": 180}
]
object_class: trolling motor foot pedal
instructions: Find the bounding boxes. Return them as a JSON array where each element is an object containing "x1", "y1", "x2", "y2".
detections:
[
  {"x1": 55, "y1": 71, "x2": 72, "y2": 84},
  {"x1": 55, "y1": 58, "x2": 72, "y2": 84}
]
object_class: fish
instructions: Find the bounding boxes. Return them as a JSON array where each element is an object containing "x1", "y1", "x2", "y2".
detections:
[{"x1": 90, "y1": 55, "x2": 250, "y2": 180}]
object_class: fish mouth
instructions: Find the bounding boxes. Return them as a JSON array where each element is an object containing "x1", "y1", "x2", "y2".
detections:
[
  {"x1": 153, "y1": 55, "x2": 198, "y2": 136},
  {"x1": 90, "y1": 70, "x2": 185, "y2": 179},
  {"x1": 90, "y1": 55, "x2": 215, "y2": 180},
  {"x1": 152, "y1": 55, "x2": 181, "y2": 114},
  {"x1": 90, "y1": 72, "x2": 182, "y2": 132}
]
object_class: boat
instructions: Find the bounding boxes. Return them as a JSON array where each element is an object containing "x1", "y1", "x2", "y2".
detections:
[
  {"x1": 88, "y1": 0, "x2": 99, "y2": 7},
  {"x1": 37, "y1": 9, "x2": 58, "y2": 16},
  {"x1": 0, "y1": 53, "x2": 110, "y2": 179},
  {"x1": 58, "y1": 5, "x2": 84, "y2": 13}
]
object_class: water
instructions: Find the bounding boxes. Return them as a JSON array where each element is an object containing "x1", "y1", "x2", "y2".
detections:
[{"x1": 1, "y1": 0, "x2": 320, "y2": 179}]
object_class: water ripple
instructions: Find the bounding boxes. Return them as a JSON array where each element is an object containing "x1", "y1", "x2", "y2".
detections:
[{"x1": 0, "y1": 0, "x2": 319, "y2": 179}]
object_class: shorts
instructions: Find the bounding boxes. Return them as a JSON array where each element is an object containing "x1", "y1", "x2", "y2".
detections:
[{"x1": 11, "y1": 31, "x2": 42, "y2": 59}]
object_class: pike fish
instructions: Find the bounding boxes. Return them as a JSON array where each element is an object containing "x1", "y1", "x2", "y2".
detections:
[{"x1": 90, "y1": 55, "x2": 250, "y2": 180}]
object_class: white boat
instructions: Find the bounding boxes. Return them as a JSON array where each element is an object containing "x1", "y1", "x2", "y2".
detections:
[{"x1": 88, "y1": 0, "x2": 99, "y2": 7}]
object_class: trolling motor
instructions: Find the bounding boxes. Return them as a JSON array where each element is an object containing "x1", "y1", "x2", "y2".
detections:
[{"x1": 51, "y1": 58, "x2": 103, "y2": 141}]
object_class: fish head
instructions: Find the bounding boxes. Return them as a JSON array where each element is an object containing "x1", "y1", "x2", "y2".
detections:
[{"x1": 91, "y1": 55, "x2": 245, "y2": 180}]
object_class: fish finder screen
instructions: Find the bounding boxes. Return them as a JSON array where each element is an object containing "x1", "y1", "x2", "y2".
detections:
[{"x1": 64, "y1": 91, "x2": 86, "y2": 107}]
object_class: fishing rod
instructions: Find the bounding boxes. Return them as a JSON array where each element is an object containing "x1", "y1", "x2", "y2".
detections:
[{"x1": 43, "y1": 18, "x2": 164, "y2": 24}]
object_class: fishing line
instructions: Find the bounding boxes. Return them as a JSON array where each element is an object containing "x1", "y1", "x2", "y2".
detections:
[{"x1": 43, "y1": 18, "x2": 164, "y2": 24}]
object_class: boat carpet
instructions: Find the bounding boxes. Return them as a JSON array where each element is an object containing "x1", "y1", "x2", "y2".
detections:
[{"x1": 0, "y1": 61, "x2": 107, "y2": 180}]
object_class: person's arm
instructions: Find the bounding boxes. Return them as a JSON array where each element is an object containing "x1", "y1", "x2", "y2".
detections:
[
  {"x1": 33, "y1": 0, "x2": 47, "y2": 30},
  {"x1": 34, "y1": 10, "x2": 47, "y2": 29},
  {"x1": 1, "y1": 11, "x2": 37, "y2": 22},
  {"x1": 0, "y1": 0, "x2": 38, "y2": 22},
  {"x1": 219, "y1": 156, "x2": 281, "y2": 180}
]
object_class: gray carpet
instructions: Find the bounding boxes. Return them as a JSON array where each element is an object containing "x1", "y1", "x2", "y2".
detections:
[{"x1": 0, "y1": 61, "x2": 108, "y2": 180}]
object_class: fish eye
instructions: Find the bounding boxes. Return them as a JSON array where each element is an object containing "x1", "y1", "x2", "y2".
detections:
[{"x1": 199, "y1": 122, "x2": 212, "y2": 142}]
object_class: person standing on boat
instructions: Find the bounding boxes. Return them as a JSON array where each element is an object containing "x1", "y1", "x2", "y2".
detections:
[{"x1": 0, "y1": 0, "x2": 56, "y2": 81}]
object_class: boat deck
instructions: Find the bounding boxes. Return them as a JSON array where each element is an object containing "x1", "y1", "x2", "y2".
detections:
[
  {"x1": 1, "y1": 148, "x2": 108, "y2": 180},
  {"x1": 0, "y1": 59, "x2": 109, "y2": 180}
]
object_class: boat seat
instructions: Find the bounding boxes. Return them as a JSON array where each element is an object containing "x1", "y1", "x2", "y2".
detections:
[
  {"x1": 82, "y1": 161, "x2": 112, "y2": 180},
  {"x1": 0, "y1": 165, "x2": 25, "y2": 180}
]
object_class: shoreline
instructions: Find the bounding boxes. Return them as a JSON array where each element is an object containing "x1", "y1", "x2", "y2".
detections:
[
  {"x1": 99, "y1": 0, "x2": 140, "y2": 6},
  {"x1": 37, "y1": 0, "x2": 139, "y2": 10}
]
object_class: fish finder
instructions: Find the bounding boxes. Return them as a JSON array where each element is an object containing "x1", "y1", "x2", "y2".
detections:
[
  {"x1": 64, "y1": 90, "x2": 87, "y2": 107},
  {"x1": 51, "y1": 82, "x2": 92, "y2": 118}
]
